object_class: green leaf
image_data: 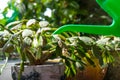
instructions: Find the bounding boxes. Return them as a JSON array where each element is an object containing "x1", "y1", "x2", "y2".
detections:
[
  {"x1": 18, "y1": 61, "x2": 24, "y2": 80},
  {"x1": 69, "y1": 1, "x2": 79, "y2": 9},
  {"x1": 36, "y1": 46, "x2": 42, "y2": 59},
  {"x1": 64, "y1": 58, "x2": 71, "y2": 67},
  {"x1": 65, "y1": 66, "x2": 71, "y2": 77},
  {"x1": 76, "y1": 61, "x2": 85, "y2": 70},
  {"x1": 0, "y1": 56, "x2": 8, "y2": 75},
  {"x1": 16, "y1": 47, "x2": 21, "y2": 55},
  {"x1": 70, "y1": 63, "x2": 76, "y2": 76},
  {"x1": 56, "y1": 45, "x2": 62, "y2": 56},
  {"x1": 86, "y1": 57, "x2": 95, "y2": 66},
  {"x1": 5, "y1": 21, "x2": 21, "y2": 29},
  {"x1": 76, "y1": 47, "x2": 86, "y2": 57}
]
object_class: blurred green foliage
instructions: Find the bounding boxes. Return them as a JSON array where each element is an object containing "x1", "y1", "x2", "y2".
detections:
[{"x1": 0, "y1": 0, "x2": 111, "y2": 26}]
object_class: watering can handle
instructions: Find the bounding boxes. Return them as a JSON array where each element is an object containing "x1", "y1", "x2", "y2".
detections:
[{"x1": 53, "y1": 0, "x2": 120, "y2": 37}]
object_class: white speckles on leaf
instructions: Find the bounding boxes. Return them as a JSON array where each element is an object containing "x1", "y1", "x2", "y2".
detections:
[
  {"x1": 26, "y1": 19, "x2": 36, "y2": 27},
  {"x1": 39, "y1": 21, "x2": 49, "y2": 27},
  {"x1": 22, "y1": 29, "x2": 33, "y2": 38}
]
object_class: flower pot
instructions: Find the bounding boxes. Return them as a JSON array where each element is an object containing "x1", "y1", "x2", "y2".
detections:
[
  {"x1": 66, "y1": 65, "x2": 107, "y2": 80},
  {"x1": 66, "y1": 59, "x2": 107, "y2": 80},
  {"x1": 11, "y1": 62, "x2": 65, "y2": 80}
]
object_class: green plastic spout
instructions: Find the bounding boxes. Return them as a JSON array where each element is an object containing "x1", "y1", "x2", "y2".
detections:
[{"x1": 53, "y1": 0, "x2": 120, "y2": 37}]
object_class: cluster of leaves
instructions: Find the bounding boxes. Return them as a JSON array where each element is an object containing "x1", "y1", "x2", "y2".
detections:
[
  {"x1": 0, "y1": 19, "x2": 57, "y2": 65},
  {"x1": 55, "y1": 34, "x2": 120, "y2": 77}
]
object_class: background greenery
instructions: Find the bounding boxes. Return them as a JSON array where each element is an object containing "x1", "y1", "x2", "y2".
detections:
[{"x1": 0, "y1": 0, "x2": 111, "y2": 26}]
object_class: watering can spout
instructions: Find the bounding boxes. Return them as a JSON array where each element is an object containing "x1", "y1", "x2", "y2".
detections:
[
  {"x1": 53, "y1": 20, "x2": 118, "y2": 36},
  {"x1": 53, "y1": 24, "x2": 109, "y2": 35},
  {"x1": 53, "y1": 0, "x2": 120, "y2": 37}
]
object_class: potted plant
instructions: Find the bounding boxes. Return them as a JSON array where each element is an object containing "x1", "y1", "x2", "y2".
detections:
[
  {"x1": 0, "y1": 19, "x2": 65, "y2": 80},
  {"x1": 56, "y1": 35, "x2": 109, "y2": 80},
  {"x1": 0, "y1": 19, "x2": 116, "y2": 80},
  {"x1": 0, "y1": 19, "x2": 87, "y2": 80}
]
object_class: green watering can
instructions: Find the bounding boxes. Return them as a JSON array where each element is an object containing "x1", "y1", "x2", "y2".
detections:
[{"x1": 53, "y1": 0, "x2": 120, "y2": 37}]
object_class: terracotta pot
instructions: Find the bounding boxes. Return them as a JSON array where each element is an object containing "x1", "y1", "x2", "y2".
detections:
[
  {"x1": 66, "y1": 65, "x2": 107, "y2": 80},
  {"x1": 66, "y1": 59, "x2": 107, "y2": 80},
  {"x1": 11, "y1": 62, "x2": 65, "y2": 80}
]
